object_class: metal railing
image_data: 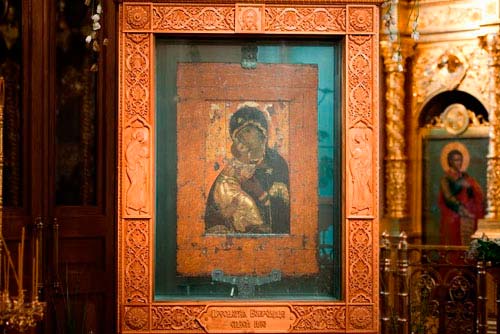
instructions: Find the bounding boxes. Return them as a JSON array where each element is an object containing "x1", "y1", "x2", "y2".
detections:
[{"x1": 381, "y1": 232, "x2": 482, "y2": 334}]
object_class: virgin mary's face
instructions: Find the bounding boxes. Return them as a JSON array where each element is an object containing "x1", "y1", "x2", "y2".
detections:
[{"x1": 235, "y1": 125, "x2": 266, "y2": 164}]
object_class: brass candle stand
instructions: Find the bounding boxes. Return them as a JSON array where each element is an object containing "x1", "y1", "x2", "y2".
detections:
[{"x1": 0, "y1": 77, "x2": 45, "y2": 331}]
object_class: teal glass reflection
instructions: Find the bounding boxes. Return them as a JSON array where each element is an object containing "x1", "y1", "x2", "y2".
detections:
[{"x1": 155, "y1": 38, "x2": 341, "y2": 300}]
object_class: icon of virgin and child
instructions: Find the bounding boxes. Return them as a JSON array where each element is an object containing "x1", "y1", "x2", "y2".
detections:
[{"x1": 205, "y1": 106, "x2": 290, "y2": 234}]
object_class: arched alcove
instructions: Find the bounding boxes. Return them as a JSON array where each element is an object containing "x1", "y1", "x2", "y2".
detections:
[
  {"x1": 416, "y1": 90, "x2": 489, "y2": 246},
  {"x1": 418, "y1": 90, "x2": 489, "y2": 128}
]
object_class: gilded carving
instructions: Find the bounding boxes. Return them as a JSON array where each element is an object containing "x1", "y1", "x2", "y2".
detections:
[
  {"x1": 125, "y1": 5, "x2": 151, "y2": 30},
  {"x1": 124, "y1": 33, "x2": 150, "y2": 120},
  {"x1": 349, "y1": 128, "x2": 373, "y2": 215},
  {"x1": 413, "y1": 44, "x2": 489, "y2": 112},
  {"x1": 152, "y1": 306, "x2": 204, "y2": 330},
  {"x1": 124, "y1": 119, "x2": 150, "y2": 216},
  {"x1": 292, "y1": 306, "x2": 346, "y2": 331},
  {"x1": 418, "y1": 4, "x2": 482, "y2": 33},
  {"x1": 124, "y1": 307, "x2": 149, "y2": 330},
  {"x1": 385, "y1": 160, "x2": 407, "y2": 218},
  {"x1": 348, "y1": 305, "x2": 372, "y2": 330},
  {"x1": 381, "y1": 41, "x2": 407, "y2": 218},
  {"x1": 348, "y1": 7, "x2": 373, "y2": 33},
  {"x1": 425, "y1": 105, "x2": 488, "y2": 129},
  {"x1": 347, "y1": 35, "x2": 372, "y2": 125},
  {"x1": 486, "y1": 158, "x2": 500, "y2": 218},
  {"x1": 483, "y1": 34, "x2": 500, "y2": 219},
  {"x1": 152, "y1": 6, "x2": 235, "y2": 32},
  {"x1": 125, "y1": 220, "x2": 149, "y2": 304},
  {"x1": 348, "y1": 220, "x2": 373, "y2": 303}
]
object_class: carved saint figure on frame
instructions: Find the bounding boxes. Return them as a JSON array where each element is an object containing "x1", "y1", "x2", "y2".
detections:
[
  {"x1": 349, "y1": 132, "x2": 372, "y2": 214},
  {"x1": 126, "y1": 128, "x2": 149, "y2": 215},
  {"x1": 438, "y1": 143, "x2": 484, "y2": 245},
  {"x1": 205, "y1": 106, "x2": 290, "y2": 234}
]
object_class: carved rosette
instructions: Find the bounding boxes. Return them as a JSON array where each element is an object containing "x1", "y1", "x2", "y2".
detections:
[
  {"x1": 348, "y1": 305, "x2": 373, "y2": 330},
  {"x1": 152, "y1": 6, "x2": 235, "y2": 32},
  {"x1": 291, "y1": 306, "x2": 346, "y2": 331},
  {"x1": 125, "y1": 220, "x2": 150, "y2": 304},
  {"x1": 348, "y1": 7, "x2": 373, "y2": 33},
  {"x1": 265, "y1": 7, "x2": 345, "y2": 33},
  {"x1": 124, "y1": 34, "x2": 150, "y2": 120},
  {"x1": 125, "y1": 5, "x2": 151, "y2": 30},
  {"x1": 381, "y1": 41, "x2": 407, "y2": 219},
  {"x1": 124, "y1": 307, "x2": 149, "y2": 331},
  {"x1": 483, "y1": 34, "x2": 500, "y2": 219},
  {"x1": 152, "y1": 306, "x2": 205, "y2": 330},
  {"x1": 348, "y1": 220, "x2": 373, "y2": 303}
]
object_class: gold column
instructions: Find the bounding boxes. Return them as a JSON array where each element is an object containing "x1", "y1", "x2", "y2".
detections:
[
  {"x1": 474, "y1": 33, "x2": 500, "y2": 238},
  {"x1": 0, "y1": 77, "x2": 3, "y2": 233},
  {"x1": 381, "y1": 41, "x2": 407, "y2": 219}
]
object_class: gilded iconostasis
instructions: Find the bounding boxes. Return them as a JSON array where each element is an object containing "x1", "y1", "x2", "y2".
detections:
[{"x1": 380, "y1": 0, "x2": 500, "y2": 247}]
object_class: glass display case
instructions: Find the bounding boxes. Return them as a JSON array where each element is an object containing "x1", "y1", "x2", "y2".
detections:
[{"x1": 118, "y1": 2, "x2": 380, "y2": 332}]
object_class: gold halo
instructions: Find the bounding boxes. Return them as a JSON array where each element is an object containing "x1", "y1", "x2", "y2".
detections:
[{"x1": 440, "y1": 141, "x2": 470, "y2": 172}]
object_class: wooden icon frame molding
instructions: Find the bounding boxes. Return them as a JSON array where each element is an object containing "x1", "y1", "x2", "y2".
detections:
[{"x1": 118, "y1": 1, "x2": 380, "y2": 333}]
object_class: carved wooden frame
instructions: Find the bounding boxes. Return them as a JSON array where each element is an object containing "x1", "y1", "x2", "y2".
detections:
[{"x1": 118, "y1": 1, "x2": 380, "y2": 332}]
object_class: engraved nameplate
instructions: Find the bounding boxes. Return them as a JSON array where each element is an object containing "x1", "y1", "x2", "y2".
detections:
[{"x1": 197, "y1": 305, "x2": 296, "y2": 333}]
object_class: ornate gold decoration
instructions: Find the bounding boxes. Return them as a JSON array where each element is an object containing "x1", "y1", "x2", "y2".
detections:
[
  {"x1": 381, "y1": 40, "x2": 407, "y2": 219},
  {"x1": 413, "y1": 44, "x2": 489, "y2": 111},
  {"x1": 482, "y1": 34, "x2": 500, "y2": 220},
  {"x1": 124, "y1": 307, "x2": 149, "y2": 330},
  {"x1": 442, "y1": 103, "x2": 470, "y2": 135},
  {"x1": 426, "y1": 106, "x2": 488, "y2": 129},
  {"x1": 418, "y1": 4, "x2": 482, "y2": 33}
]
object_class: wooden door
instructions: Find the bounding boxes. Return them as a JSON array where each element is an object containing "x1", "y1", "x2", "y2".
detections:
[{"x1": 0, "y1": 0, "x2": 117, "y2": 333}]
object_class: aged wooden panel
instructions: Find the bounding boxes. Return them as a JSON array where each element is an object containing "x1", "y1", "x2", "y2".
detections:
[
  {"x1": 118, "y1": 1, "x2": 380, "y2": 333},
  {"x1": 176, "y1": 63, "x2": 318, "y2": 276}
]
